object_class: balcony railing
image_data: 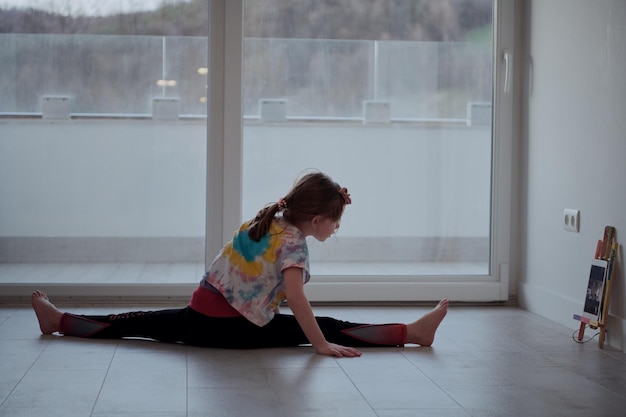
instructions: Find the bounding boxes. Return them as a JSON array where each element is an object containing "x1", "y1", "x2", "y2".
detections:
[
  {"x1": 0, "y1": 34, "x2": 493, "y2": 266},
  {"x1": 0, "y1": 34, "x2": 492, "y2": 122}
]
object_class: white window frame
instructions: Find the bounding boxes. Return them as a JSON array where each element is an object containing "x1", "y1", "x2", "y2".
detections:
[
  {"x1": 0, "y1": 0, "x2": 515, "y2": 302},
  {"x1": 207, "y1": 0, "x2": 517, "y2": 303}
]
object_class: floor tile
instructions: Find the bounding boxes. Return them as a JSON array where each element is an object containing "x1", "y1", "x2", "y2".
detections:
[
  {"x1": 187, "y1": 387, "x2": 280, "y2": 417},
  {"x1": 0, "y1": 339, "x2": 49, "y2": 390},
  {"x1": 0, "y1": 369, "x2": 105, "y2": 417},
  {"x1": 31, "y1": 337, "x2": 116, "y2": 371},
  {"x1": 92, "y1": 347, "x2": 188, "y2": 415}
]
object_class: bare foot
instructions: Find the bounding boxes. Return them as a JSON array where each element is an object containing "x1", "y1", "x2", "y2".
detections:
[
  {"x1": 31, "y1": 290, "x2": 63, "y2": 334},
  {"x1": 406, "y1": 299, "x2": 449, "y2": 346}
]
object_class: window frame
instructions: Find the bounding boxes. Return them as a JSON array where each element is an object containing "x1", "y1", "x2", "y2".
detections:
[
  {"x1": 0, "y1": 0, "x2": 515, "y2": 302},
  {"x1": 207, "y1": 0, "x2": 517, "y2": 303}
]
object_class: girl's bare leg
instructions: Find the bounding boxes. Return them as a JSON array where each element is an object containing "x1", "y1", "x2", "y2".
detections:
[
  {"x1": 31, "y1": 290, "x2": 63, "y2": 334},
  {"x1": 406, "y1": 299, "x2": 449, "y2": 346}
]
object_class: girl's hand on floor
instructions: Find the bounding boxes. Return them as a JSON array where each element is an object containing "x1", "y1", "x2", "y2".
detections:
[{"x1": 315, "y1": 342, "x2": 362, "y2": 357}]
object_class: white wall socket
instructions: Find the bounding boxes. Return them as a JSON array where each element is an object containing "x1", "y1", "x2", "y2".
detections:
[{"x1": 563, "y1": 208, "x2": 580, "y2": 232}]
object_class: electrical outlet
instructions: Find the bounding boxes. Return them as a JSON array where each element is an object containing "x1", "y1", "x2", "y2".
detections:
[{"x1": 563, "y1": 209, "x2": 580, "y2": 232}]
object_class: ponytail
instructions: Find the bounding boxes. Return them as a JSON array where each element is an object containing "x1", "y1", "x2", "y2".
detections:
[{"x1": 248, "y1": 203, "x2": 281, "y2": 242}]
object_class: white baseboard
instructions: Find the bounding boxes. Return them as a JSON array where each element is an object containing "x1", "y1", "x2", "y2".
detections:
[{"x1": 519, "y1": 282, "x2": 625, "y2": 353}]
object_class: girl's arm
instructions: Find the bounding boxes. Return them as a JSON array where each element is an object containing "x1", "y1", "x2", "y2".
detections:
[{"x1": 283, "y1": 267, "x2": 361, "y2": 357}]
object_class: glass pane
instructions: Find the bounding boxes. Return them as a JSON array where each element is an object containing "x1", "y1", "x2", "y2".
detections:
[
  {"x1": 242, "y1": 0, "x2": 493, "y2": 277},
  {"x1": 0, "y1": 1, "x2": 208, "y2": 285}
]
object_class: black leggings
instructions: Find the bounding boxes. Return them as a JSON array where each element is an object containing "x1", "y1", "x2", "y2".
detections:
[{"x1": 59, "y1": 307, "x2": 406, "y2": 348}]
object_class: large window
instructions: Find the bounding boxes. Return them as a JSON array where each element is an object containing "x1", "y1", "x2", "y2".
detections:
[
  {"x1": 236, "y1": 0, "x2": 514, "y2": 301},
  {"x1": 1, "y1": 1, "x2": 515, "y2": 302},
  {"x1": 0, "y1": 1, "x2": 208, "y2": 296}
]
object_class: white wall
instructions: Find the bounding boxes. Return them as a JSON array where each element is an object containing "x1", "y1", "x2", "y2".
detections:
[
  {"x1": 0, "y1": 120, "x2": 207, "y2": 237},
  {"x1": 242, "y1": 124, "x2": 492, "y2": 238},
  {"x1": 0, "y1": 121, "x2": 489, "y2": 238},
  {"x1": 0, "y1": 120, "x2": 490, "y2": 264},
  {"x1": 519, "y1": 0, "x2": 626, "y2": 352}
]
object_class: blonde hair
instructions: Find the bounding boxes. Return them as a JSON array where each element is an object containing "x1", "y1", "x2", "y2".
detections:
[{"x1": 248, "y1": 172, "x2": 348, "y2": 242}]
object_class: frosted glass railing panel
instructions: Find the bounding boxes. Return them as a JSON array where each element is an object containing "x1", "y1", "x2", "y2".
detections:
[
  {"x1": 244, "y1": 38, "x2": 372, "y2": 118},
  {"x1": 374, "y1": 41, "x2": 492, "y2": 119},
  {"x1": 0, "y1": 34, "x2": 208, "y2": 115},
  {"x1": 0, "y1": 34, "x2": 490, "y2": 119}
]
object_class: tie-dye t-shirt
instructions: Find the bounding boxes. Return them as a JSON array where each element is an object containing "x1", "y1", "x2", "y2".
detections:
[{"x1": 201, "y1": 217, "x2": 310, "y2": 327}]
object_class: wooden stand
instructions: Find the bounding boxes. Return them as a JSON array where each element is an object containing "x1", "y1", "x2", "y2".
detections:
[{"x1": 573, "y1": 226, "x2": 618, "y2": 349}]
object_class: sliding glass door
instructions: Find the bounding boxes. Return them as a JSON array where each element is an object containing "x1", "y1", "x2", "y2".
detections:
[
  {"x1": 1, "y1": 0, "x2": 515, "y2": 302},
  {"x1": 237, "y1": 0, "x2": 515, "y2": 301},
  {"x1": 0, "y1": 1, "x2": 208, "y2": 297}
]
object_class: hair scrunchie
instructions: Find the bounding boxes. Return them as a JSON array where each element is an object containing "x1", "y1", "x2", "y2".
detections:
[{"x1": 339, "y1": 187, "x2": 352, "y2": 205}]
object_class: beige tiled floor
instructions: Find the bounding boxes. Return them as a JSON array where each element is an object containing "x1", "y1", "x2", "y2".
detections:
[{"x1": 1, "y1": 301, "x2": 625, "y2": 417}]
